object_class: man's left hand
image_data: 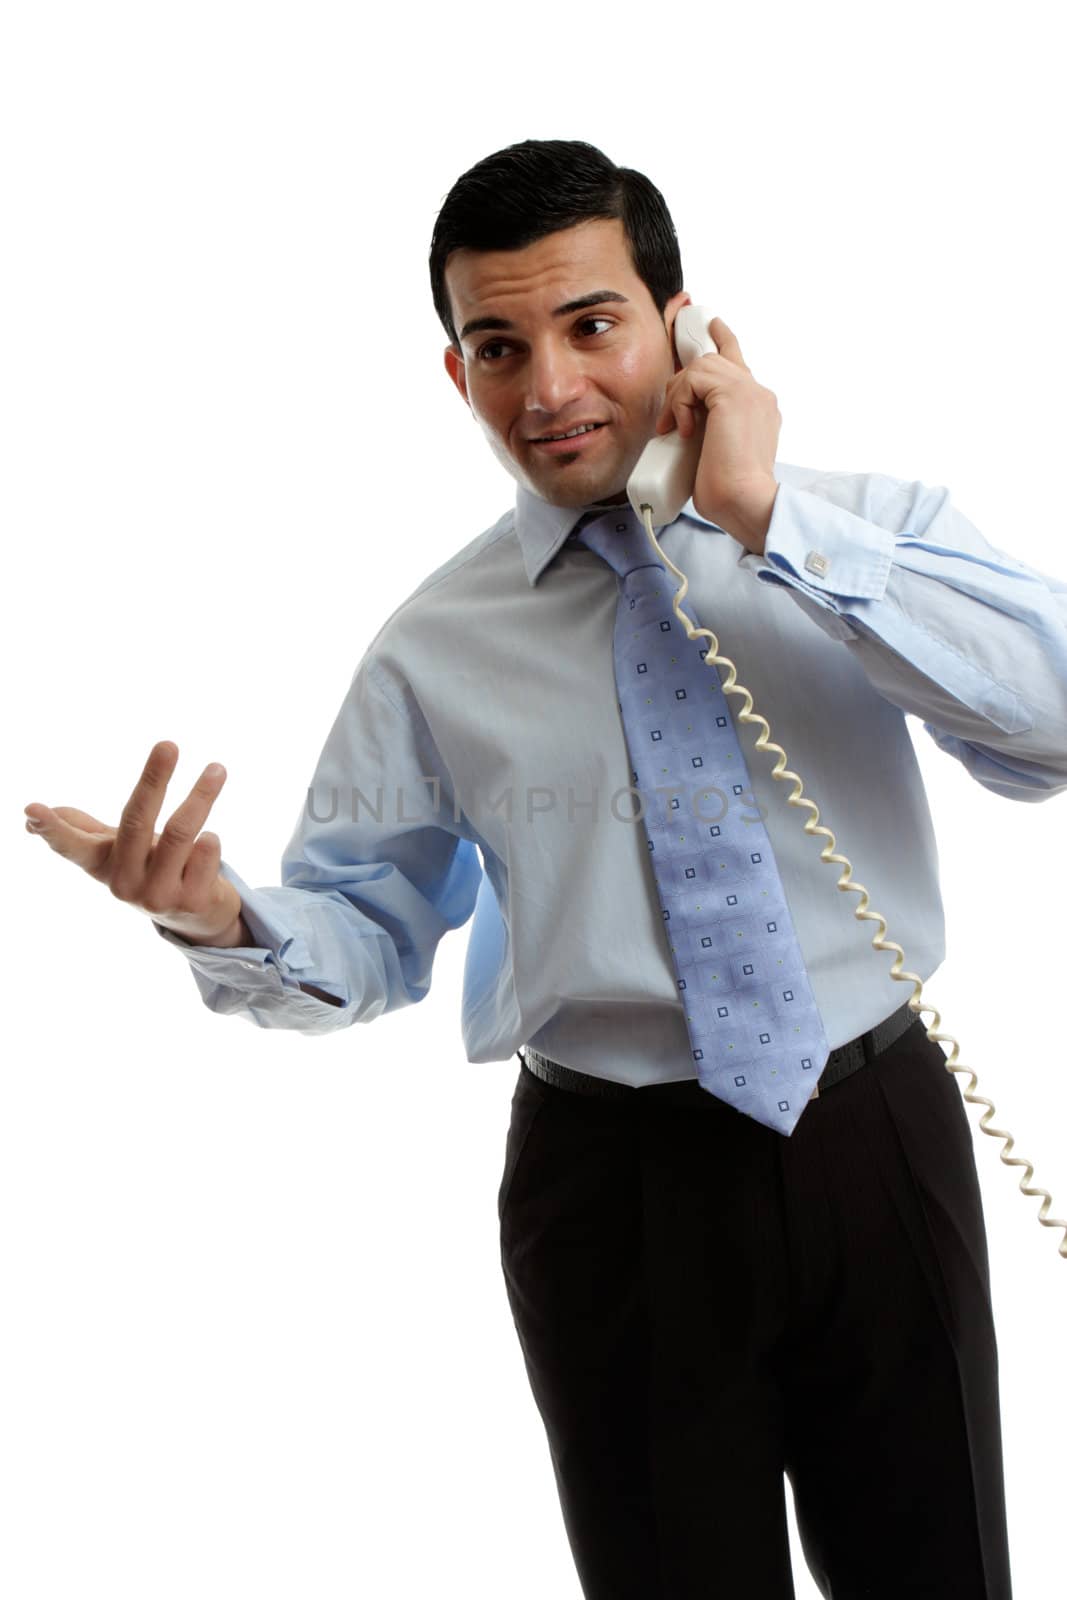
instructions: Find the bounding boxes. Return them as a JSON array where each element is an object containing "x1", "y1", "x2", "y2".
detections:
[{"x1": 653, "y1": 315, "x2": 780, "y2": 555}]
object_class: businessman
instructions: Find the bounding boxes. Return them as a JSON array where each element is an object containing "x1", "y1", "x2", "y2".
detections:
[{"x1": 26, "y1": 139, "x2": 1067, "y2": 1598}]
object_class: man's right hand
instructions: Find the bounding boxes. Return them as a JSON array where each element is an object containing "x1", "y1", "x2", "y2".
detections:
[{"x1": 24, "y1": 740, "x2": 247, "y2": 947}]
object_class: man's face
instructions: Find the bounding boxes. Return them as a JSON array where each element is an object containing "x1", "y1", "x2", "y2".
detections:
[{"x1": 443, "y1": 218, "x2": 690, "y2": 509}]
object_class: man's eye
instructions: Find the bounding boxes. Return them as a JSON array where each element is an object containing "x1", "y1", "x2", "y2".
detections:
[{"x1": 476, "y1": 317, "x2": 615, "y2": 363}]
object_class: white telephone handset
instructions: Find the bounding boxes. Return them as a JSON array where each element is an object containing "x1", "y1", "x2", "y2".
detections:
[
  {"x1": 626, "y1": 302, "x2": 720, "y2": 527},
  {"x1": 625, "y1": 303, "x2": 1066, "y2": 1259}
]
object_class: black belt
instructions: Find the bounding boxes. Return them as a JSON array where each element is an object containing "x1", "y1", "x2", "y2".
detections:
[{"x1": 518, "y1": 1000, "x2": 919, "y2": 1102}]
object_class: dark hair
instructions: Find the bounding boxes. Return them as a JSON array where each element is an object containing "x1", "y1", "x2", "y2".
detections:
[{"x1": 429, "y1": 139, "x2": 684, "y2": 350}]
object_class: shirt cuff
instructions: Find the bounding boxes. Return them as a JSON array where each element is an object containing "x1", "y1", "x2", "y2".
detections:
[
  {"x1": 737, "y1": 481, "x2": 895, "y2": 607},
  {"x1": 152, "y1": 859, "x2": 314, "y2": 982}
]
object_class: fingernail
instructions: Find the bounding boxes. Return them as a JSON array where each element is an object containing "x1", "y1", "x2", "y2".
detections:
[{"x1": 26, "y1": 819, "x2": 43, "y2": 832}]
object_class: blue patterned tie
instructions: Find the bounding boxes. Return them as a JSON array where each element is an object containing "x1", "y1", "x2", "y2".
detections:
[{"x1": 575, "y1": 505, "x2": 830, "y2": 1135}]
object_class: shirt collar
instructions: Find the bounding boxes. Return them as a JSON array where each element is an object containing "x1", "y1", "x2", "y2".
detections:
[{"x1": 513, "y1": 479, "x2": 726, "y2": 587}]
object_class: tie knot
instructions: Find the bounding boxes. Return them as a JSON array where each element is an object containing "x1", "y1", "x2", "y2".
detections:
[{"x1": 573, "y1": 506, "x2": 663, "y2": 581}]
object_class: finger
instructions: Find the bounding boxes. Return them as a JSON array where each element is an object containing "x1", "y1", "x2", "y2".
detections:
[
  {"x1": 655, "y1": 373, "x2": 688, "y2": 433},
  {"x1": 111, "y1": 741, "x2": 180, "y2": 896},
  {"x1": 657, "y1": 402, "x2": 698, "y2": 437},
  {"x1": 23, "y1": 805, "x2": 118, "y2": 876},
  {"x1": 710, "y1": 317, "x2": 751, "y2": 373},
  {"x1": 668, "y1": 382, "x2": 704, "y2": 439},
  {"x1": 144, "y1": 760, "x2": 228, "y2": 905},
  {"x1": 51, "y1": 806, "x2": 114, "y2": 834},
  {"x1": 657, "y1": 366, "x2": 716, "y2": 434},
  {"x1": 679, "y1": 402, "x2": 703, "y2": 438},
  {"x1": 180, "y1": 830, "x2": 222, "y2": 904}
]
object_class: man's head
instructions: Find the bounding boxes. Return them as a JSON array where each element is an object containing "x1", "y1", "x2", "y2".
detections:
[{"x1": 431, "y1": 140, "x2": 691, "y2": 509}]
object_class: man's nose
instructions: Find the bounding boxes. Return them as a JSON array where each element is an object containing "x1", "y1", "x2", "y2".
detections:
[{"x1": 523, "y1": 343, "x2": 588, "y2": 418}]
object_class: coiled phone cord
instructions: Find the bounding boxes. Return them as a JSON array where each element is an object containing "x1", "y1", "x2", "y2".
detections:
[{"x1": 639, "y1": 503, "x2": 1067, "y2": 1259}]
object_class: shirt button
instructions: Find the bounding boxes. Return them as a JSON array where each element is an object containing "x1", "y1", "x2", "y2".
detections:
[{"x1": 804, "y1": 549, "x2": 830, "y2": 577}]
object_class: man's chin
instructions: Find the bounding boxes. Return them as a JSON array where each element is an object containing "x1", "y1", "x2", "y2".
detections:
[{"x1": 521, "y1": 462, "x2": 629, "y2": 509}]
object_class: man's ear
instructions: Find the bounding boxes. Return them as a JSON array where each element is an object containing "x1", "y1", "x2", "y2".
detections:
[{"x1": 443, "y1": 344, "x2": 471, "y2": 409}]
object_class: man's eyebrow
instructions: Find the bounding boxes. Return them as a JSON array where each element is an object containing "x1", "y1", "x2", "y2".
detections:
[{"x1": 458, "y1": 290, "x2": 630, "y2": 345}]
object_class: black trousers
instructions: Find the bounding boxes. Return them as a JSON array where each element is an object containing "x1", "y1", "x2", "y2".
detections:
[{"x1": 497, "y1": 1015, "x2": 1012, "y2": 1598}]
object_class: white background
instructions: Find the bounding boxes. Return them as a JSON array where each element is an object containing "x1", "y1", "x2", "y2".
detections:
[{"x1": 5, "y1": 2, "x2": 1066, "y2": 1595}]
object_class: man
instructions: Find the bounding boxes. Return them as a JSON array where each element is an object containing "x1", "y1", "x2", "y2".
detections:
[{"x1": 25, "y1": 139, "x2": 1067, "y2": 1597}]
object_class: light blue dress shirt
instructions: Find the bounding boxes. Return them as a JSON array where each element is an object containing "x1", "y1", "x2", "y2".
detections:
[{"x1": 156, "y1": 461, "x2": 1067, "y2": 1087}]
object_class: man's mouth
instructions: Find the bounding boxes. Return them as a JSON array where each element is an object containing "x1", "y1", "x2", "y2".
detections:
[{"x1": 530, "y1": 421, "x2": 609, "y2": 451}]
